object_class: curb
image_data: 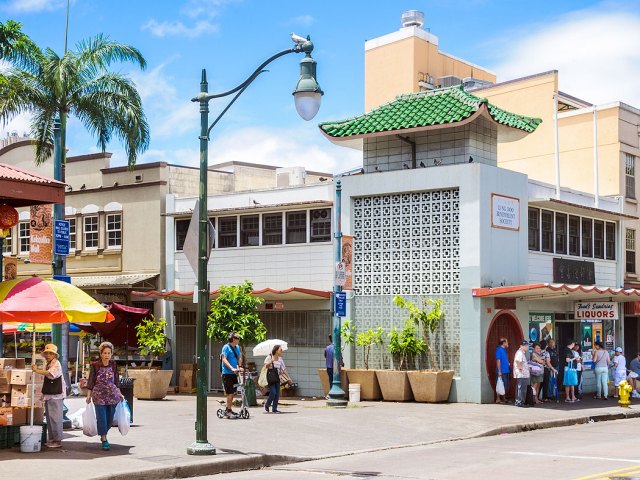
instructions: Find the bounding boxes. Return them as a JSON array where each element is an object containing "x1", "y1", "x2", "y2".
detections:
[
  {"x1": 91, "y1": 454, "x2": 308, "y2": 480},
  {"x1": 91, "y1": 409, "x2": 640, "y2": 480}
]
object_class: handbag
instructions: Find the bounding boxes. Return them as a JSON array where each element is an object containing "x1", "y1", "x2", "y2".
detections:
[
  {"x1": 528, "y1": 361, "x2": 544, "y2": 376},
  {"x1": 266, "y1": 356, "x2": 279, "y2": 385},
  {"x1": 258, "y1": 366, "x2": 268, "y2": 387},
  {"x1": 42, "y1": 375, "x2": 63, "y2": 395},
  {"x1": 496, "y1": 376, "x2": 505, "y2": 396},
  {"x1": 563, "y1": 360, "x2": 578, "y2": 386}
]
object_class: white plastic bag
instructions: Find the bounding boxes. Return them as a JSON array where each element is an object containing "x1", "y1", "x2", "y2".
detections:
[
  {"x1": 114, "y1": 399, "x2": 131, "y2": 436},
  {"x1": 496, "y1": 376, "x2": 506, "y2": 396},
  {"x1": 82, "y1": 401, "x2": 98, "y2": 437},
  {"x1": 68, "y1": 407, "x2": 86, "y2": 429}
]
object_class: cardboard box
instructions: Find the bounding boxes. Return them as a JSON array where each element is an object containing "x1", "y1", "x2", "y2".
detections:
[
  {"x1": 178, "y1": 370, "x2": 196, "y2": 393},
  {"x1": 0, "y1": 376, "x2": 10, "y2": 394},
  {"x1": 0, "y1": 358, "x2": 25, "y2": 370},
  {"x1": 10, "y1": 385, "x2": 40, "y2": 407},
  {"x1": 180, "y1": 363, "x2": 197, "y2": 372},
  {"x1": 10, "y1": 369, "x2": 34, "y2": 385},
  {"x1": 0, "y1": 406, "x2": 27, "y2": 425}
]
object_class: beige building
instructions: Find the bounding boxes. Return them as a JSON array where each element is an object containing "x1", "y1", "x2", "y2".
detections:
[{"x1": 364, "y1": 10, "x2": 495, "y2": 111}]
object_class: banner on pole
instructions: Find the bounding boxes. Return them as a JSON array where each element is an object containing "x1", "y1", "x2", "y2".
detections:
[{"x1": 29, "y1": 204, "x2": 53, "y2": 265}]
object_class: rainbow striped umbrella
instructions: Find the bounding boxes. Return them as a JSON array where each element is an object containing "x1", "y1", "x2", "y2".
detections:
[{"x1": 0, "y1": 276, "x2": 114, "y2": 324}]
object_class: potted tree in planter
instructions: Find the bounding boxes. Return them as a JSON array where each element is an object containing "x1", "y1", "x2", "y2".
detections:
[
  {"x1": 394, "y1": 295, "x2": 454, "y2": 402},
  {"x1": 128, "y1": 316, "x2": 173, "y2": 400},
  {"x1": 338, "y1": 320, "x2": 384, "y2": 401},
  {"x1": 376, "y1": 319, "x2": 425, "y2": 401}
]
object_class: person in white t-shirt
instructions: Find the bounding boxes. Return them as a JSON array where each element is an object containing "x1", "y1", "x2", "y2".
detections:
[
  {"x1": 513, "y1": 341, "x2": 531, "y2": 407},
  {"x1": 613, "y1": 347, "x2": 627, "y2": 399}
]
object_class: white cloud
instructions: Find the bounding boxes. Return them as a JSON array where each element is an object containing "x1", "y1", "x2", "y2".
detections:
[
  {"x1": 493, "y1": 6, "x2": 640, "y2": 107},
  {"x1": 142, "y1": 19, "x2": 218, "y2": 38},
  {"x1": 286, "y1": 15, "x2": 315, "y2": 27},
  {"x1": 0, "y1": 112, "x2": 32, "y2": 139},
  {"x1": 180, "y1": 0, "x2": 236, "y2": 19},
  {"x1": 3, "y1": 0, "x2": 68, "y2": 13}
]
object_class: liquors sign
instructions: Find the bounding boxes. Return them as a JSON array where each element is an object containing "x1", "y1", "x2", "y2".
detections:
[{"x1": 574, "y1": 301, "x2": 619, "y2": 320}]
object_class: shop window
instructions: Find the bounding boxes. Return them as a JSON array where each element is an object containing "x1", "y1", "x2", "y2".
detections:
[
  {"x1": 262, "y1": 213, "x2": 282, "y2": 246},
  {"x1": 528, "y1": 208, "x2": 539, "y2": 251},
  {"x1": 18, "y1": 222, "x2": 29, "y2": 254},
  {"x1": 626, "y1": 153, "x2": 636, "y2": 200},
  {"x1": 2, "y1": 232, "x2": 12, "y2": 254},
  {"x1": 555, "y1": 213, "x2": 567, "y2": 255},
  {"x1": 286, "y1": 211, "x2": 306, "y2": 244},
  {"x1": 84, "y1": 216, "x2": 98, "y2": 249},
  {"x1": 218, "y1": 216, "x2": 237, "y2": 248},
  {"x1": 106, "y1": 213, "x2": 122, "y2": 248},
  {"x1": 581, "y1": 218, "x2": 592, "y2": 257},
  {"x1": 593, "y1": 220, "x2": 604, "y2": 259},
  {"x1": 626, "y1": 228, "x2": 636, "y2": 274},
  {"x1": 310, "y1": 208, "x2": 331, "y2": 243},
  {"x1": 541, "y1": 210, "x2": 553, "y2": 253},
  {"x1": 605, "y1": 222, "x2": 616, "y2": 260},
  {"x1": 175, "y1": 219, "x2": 189, "y2": 251},
  {"x1": 568, "y1": 216, "x2": 580, "y2": 256},
  {"x1": 68, "y1": 218, "x2": 76, "y2": 251},
  {"x1": 240, "y1": 215, "x2": 259, "y2": 247}
]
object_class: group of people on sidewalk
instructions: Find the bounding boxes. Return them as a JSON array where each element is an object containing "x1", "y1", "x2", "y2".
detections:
[{"x1": 495, "y1": 337, "x2": 640, "y2": 408}]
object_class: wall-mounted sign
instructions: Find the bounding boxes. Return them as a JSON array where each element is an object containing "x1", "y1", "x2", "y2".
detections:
[
  {"x1": 529, "y1": 312, "x2": 553, "y2": 343},
  {"x1": 574, "y1": 301, "x2": 619, "y2": 320},
  {"x1": 553, "y1": 258, "x2": 595, "y2": 285},
  {"x1": 491, "y1": 193, "x2": 520, "y2": 231}
]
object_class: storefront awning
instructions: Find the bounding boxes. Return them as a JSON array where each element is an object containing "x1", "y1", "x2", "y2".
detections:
[
  {"x1": 132, "y1": 287, "x2": 331, "y2": 303},
  {"x1": 472, "y1": 283, "x2": 640, "y2": 302},
  {"x1": 72, "y1": 273, "x2": 159, "y2": 289}
]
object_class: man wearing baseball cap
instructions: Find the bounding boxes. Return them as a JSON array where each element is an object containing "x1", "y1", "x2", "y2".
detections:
[{"x1": 513, "y1": 341, "x2": 531, "y2": 407}]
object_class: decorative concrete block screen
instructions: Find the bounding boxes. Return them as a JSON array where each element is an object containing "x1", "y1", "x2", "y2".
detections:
[{"x1": 352, "y1": 188, "x2": 461, "y2": 373}]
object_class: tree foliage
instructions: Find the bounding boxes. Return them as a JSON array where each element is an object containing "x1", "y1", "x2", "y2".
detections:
[
  {"x1": 0, "y1": 30, "x2": 149, "y2": 167},
  {"x1": 387, "y1": 320, "x2": 425, "y2": 371},
  {"x1": 356, "y1": 327, "x2": 384, "y2": 370},
  {"x1": 135, "y1": 316, "x2": 168, "y2": 358},
  {"x1": 207, "y1": 280, "x2": 266, "y2": 362}
]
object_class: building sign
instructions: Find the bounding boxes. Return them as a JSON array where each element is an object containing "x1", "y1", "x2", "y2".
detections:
[
  {"x1": 342, "y1": 235, "x2": 353, "y2": 290},
  {"x1": 53, "y1": 219, "x2": 70, "y2": 256},
  {"x1": 553, "y1": 258, "x2": 595, "y2": 285},
  {"x1": 29, "y1": 204, "x2": 52, "y2": 265},
  {"x1": 3, "y1": 257, "x2": 17, "y2": 280},
  {"x1": 491, "y1": 194, "x2": 520, "y2": 231},
  {"x1": 528, "y1": 312, "x2": 553, "y2": 343},
  {"x1": 574, "y1": 301, "x2": 619, "y2": 320}
]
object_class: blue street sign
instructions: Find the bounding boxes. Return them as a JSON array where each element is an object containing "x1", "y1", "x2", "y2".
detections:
[
  {"x1": 335, "y1": 291, "x2": 347, "y2": 317},
  {"x1": 53, "y1": 275, "x2": 71, "y2": 284},
  {"x1": 53, "y1": 220, "x2": 70, "y2": 256}
]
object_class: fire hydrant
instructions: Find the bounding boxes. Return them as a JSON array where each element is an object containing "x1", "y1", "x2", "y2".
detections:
[{"x1": 618, "y1": 380, "x2": 633, "y2": 408}]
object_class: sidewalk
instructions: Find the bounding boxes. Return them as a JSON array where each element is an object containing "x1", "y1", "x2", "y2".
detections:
[{"x1": 1, "y1": 394, "x2": 639, "y2": 480}]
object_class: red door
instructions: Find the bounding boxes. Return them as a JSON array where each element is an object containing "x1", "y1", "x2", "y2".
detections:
[{"x1": 486, "y1": 311, "x2": 524, "y2": 399}]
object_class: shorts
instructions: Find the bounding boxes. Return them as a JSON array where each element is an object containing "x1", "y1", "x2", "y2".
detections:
[{"x1": 222, "y1": 374, "x2": 238, "y2": 395}]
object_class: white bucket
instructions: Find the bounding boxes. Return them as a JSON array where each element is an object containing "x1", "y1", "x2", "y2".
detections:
[
  {"x1": 20, "y1": 425, "x2": 43, "y2": 453},
  {"x1": 349, "y1": 383, "x2": 361, "y2": 403}
]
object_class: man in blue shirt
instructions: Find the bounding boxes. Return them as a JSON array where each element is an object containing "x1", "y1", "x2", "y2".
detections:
[
  {"x1": 221, "y1": 332, "x2": 242, "y2": 419},
  {"x1": 495, "y1": 338, "x2": 510, "y2": 403},
  {"x1": 324, "y1": 336, "x2": 334, "y2": 399}
]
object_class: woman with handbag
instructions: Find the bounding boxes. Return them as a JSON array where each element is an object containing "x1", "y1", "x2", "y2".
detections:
[
  {"x1": 31, "y1": 343, "x2": 65, "y2": 448},
  {"x1": 563, "y1": 340, "x2": 579, "y2": 403},
  {"x1": 529, "y1": 342, "x2": 545, "y2": 404},
  {"x1": 263, "y1": 345, "x2": 289, "y2": 414},
  {"x1": 86, "y1": 342, "x2": 124, "y2": 450}
]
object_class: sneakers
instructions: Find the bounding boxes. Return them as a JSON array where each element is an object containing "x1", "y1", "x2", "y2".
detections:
[
  {"x1": 101, "y1": 440, "x2": 110, "y2": 451},
  {"x1": 264, "y1": 403, "x2": 270, "y2": 413},
  {"x1": 224, "y1": 409, "x2": 239, "y2": 419}
]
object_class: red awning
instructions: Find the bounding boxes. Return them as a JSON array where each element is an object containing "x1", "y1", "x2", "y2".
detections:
[
  {"x1": 472, "y1": 283, "x2": 640, "y2": 302},
  {"x1": 132, "y1": 287, "x2": 331, "y2": 303}
]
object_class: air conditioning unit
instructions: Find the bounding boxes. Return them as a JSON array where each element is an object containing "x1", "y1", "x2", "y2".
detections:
[
  {"x1": 134, "y1": 174, "x2": 143, "y2": 183},
  {"x1": 438, "y1": 75, "x2": 463, "y2": 88}
]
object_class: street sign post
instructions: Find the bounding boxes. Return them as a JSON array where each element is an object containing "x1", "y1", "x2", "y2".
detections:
[
  {"x1": 335, "y1": 261, "x2": 346, "y2": 287},
  {"x1": 53, "y1": 220, "x2": 70, "y2": 256},
  {"x1": 335, "y1": 291, "x2": 346, "y2": 317}
]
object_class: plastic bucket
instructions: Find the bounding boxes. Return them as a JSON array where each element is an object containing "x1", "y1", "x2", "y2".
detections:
[
  {"x1": 20, "y1": 425, "x2": 43, "y2": 453},
  {"x1": 349, "y1": 383, "x2": 361, "y2": 403}
]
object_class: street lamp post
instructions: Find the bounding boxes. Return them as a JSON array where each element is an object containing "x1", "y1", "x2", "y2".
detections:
[{"x1": 187, "y1": 35, "x2": 322, "y2": 456}]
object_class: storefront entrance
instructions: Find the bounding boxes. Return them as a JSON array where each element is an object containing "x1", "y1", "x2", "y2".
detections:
[{"x1": 486, "y1": 311, "x2": 524, "y2": 399}]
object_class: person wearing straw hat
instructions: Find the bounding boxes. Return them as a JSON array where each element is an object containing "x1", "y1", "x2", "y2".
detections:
[{"x1": 31, "y1": 343, "x2": 66, "y2": 448}]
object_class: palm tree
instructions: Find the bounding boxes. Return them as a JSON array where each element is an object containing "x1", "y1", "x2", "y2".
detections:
[{"x1": 0, "y1": 32, "x2": 149, "y2": 168}]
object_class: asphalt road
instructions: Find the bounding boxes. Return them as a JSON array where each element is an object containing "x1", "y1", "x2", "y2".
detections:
[{"x1": 198, "y1": 418, "x2": 640, "y2": 480}]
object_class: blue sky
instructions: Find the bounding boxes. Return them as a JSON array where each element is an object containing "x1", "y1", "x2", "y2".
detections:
[{"x1": 2, "y1": 0, "x2": 639, "y2": 173}]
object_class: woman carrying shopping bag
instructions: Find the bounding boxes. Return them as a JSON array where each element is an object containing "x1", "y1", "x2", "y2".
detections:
[
  {"x1": 31, "y1": 344, "x2": 65, "y2": 448},
  {"x1": 563, "y1": 339, "x2": 579, "y2": 403},
  {"x1": 86, "y1": 342, "x2": 124, "y2": 450}
]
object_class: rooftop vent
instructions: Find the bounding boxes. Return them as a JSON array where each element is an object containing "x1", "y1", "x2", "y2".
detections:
[{"x1": 401, "y1": 10, "x2": 424, "y2": 28}]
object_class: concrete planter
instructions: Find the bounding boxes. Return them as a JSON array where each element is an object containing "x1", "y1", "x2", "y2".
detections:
[
  {"x1": 407, "y1": 370, "x2": 454, "y2": 403},
  {"x1": 127, "y1": 369, "x2": 173, "y2": 400},
  {"x1": 317, "y1": 368, "x2": 349, "y2": 396},
  {"x1": 376, "y1": 370, "x2": 414, "y2": 402},
  {"x1": 345, "y1": 369, "x2": 382, "y2": 401}
]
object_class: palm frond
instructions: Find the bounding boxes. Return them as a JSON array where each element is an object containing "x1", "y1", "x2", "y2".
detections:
[
  {"x1": 31, "y1": 109, "x2": 56, "y2": 165},
  {"x1": 76, "y1": 34, "x2": 146, "y2": 72},
  {"x1": 0, "y1": 20, "x2": 43, "y2": 74}
]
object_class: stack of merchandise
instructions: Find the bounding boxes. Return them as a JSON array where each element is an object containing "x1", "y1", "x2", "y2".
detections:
[
  {"x1": 179, "y1": 363, "x2": 197, "y2": 393},
  {"x1": 0, "y1": 358, "x2": 45, "y2": 428}
]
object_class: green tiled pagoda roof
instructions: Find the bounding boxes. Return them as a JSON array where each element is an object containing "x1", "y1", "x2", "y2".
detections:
[{"x1": 319, "y1": 85, "x2": 541, "y2": 138}]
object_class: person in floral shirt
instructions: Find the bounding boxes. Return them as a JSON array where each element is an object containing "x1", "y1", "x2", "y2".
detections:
[
  {"x1": 32, "y1": 343, "x2": 66, "y2": 448},
  {"x1": 86, "y1": 342, "x2": 124, "y2": 451}
]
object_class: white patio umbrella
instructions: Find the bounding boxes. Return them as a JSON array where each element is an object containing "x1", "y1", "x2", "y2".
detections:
[{"x1": 252, "y1": 339, "x2": 288, "y2": 356}]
